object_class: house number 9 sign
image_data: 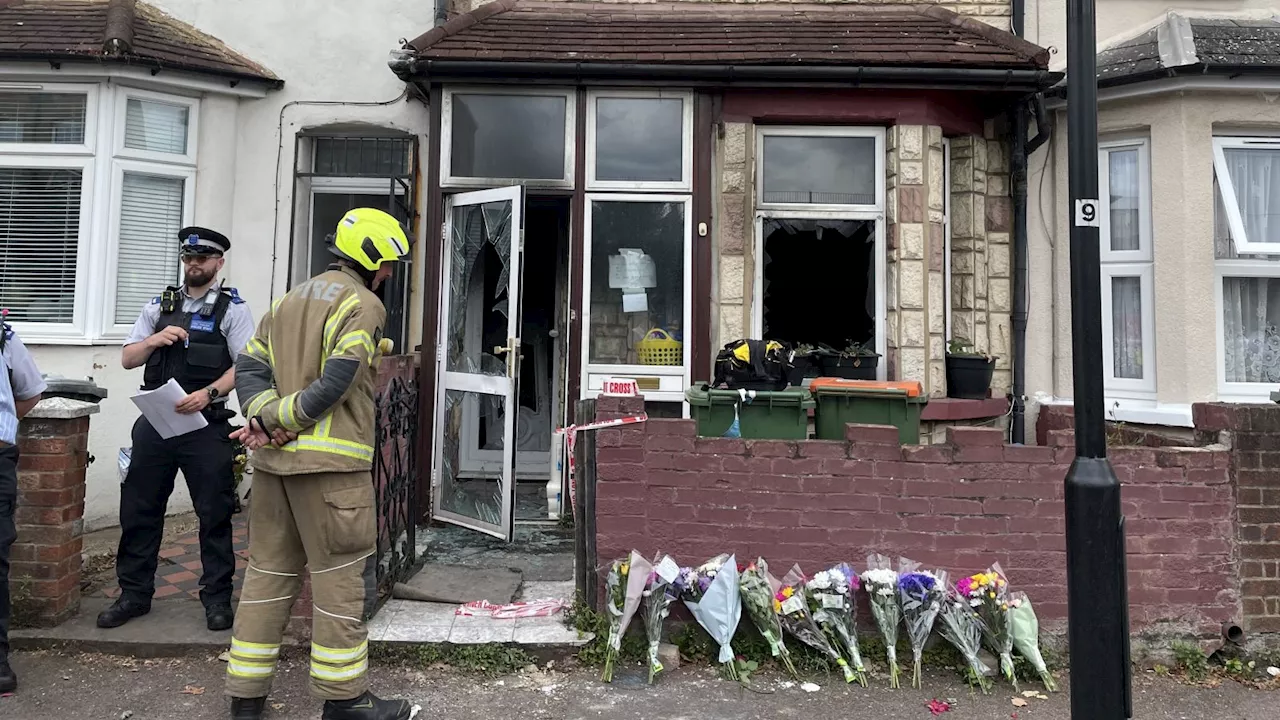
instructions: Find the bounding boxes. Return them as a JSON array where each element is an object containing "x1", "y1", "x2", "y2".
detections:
[{"x1": 1074, "y1": 198, "x2": 1100, "y2": 228}]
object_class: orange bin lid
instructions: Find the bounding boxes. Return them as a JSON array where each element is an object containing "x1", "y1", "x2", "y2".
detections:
[{"x1": 808, "y1": 378, "x2": 924, "y2": 397}]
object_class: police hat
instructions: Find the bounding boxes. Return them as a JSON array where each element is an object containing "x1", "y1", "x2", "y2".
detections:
[{"x1": 179, "y1": 226, "x2": 230, "y2": 257}]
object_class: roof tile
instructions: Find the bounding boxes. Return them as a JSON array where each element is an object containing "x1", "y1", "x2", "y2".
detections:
[
  {"x1": 408, "y1": 0, "x2": 1049, "y2": 70},
  {"x1": 0, "y1": 0, "x2": 279, "y2": 84}
]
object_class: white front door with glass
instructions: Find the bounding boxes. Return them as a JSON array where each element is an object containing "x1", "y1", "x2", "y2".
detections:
[{"x1": 433, "y1": 186, "x2": 525, "y2": 540}]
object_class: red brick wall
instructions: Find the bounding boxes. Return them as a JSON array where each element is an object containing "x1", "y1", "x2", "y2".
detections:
[
  {"x1": 594, "y1": 397, "x2": 1239, "y2": 636},
  {"x1": 13, "y1": 414, "x2": 89, "y2": 627},
  {"x1": 1194, "y1": 404, "x2": 1280, "y2": 634}
]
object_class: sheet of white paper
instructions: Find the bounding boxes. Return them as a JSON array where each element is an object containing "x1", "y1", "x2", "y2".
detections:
[
  {"x1": 655, "y1": 555, "x2": 681, "y2": 584},
  {"x1": 622, "y1": 292, "x2": 648, "y2": 313},
  {"x1": 131, "y1": 378, "x2": 209, "y2": 439}
]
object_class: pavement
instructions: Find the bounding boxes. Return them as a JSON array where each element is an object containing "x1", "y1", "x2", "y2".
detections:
[{"x1": 1, "y1": 650, "x2": 1275, "y2": 720}]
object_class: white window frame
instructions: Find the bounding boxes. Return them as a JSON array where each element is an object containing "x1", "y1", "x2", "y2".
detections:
[
  {"x1": 581, "y1": 193, "x2": 693, "y2": 405},
  {"x1": 1099, "y1": 139, "x2": 1152, "y2": 263},
  {"x1": 113, "y1": 86, "x2": 199, "y2": 165},
  {"x1": 1100, "y1": 264, "x2": 1156, "y2": 397},
  {"x1": 1214, "y1": 260, "x2": 1280, "y2": 401},
  {"x1": 1212, "y1": 137, "x2": 1280, "y2": 255},
  {"x1": 0, "y1": 82, "x2": 100, "y2": 157},
  {"x1": 440, "y1": 86, "x2": 576, "y2": 190},
  {"x1": 1098, "y1": 139, "x2": 1156, "y2": 397},
  {"x1": 755, "y1": 126, "x2": 885, "y2": 214},
  {"x1": 0, "y1": 81, "x2": 199, "y2": 344},
  {"x1": 585, "y1": 89, "x2": 693, "y2": 192},
  {"x1": 100, "y1": 160, "x2": 196, "y2": 339},
  {"x1": 0, "y1": 154, "x2": 96, "y2": 342}
]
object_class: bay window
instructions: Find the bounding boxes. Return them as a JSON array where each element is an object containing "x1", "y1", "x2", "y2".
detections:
[
  {"x1": 1214, "y1": 138, "x2": 1280, "y2": 398},
  {"x1": 1098, "y1": 140, "x2": 1155, "y2": 398},
  {"x1": 0, "y1": 83, "x2": 197, "y2": 343}
]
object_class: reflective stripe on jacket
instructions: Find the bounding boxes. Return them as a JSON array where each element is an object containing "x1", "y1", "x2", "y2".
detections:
[{"x1": 237, "y1": 266, "x2": 386, "y2": 475}]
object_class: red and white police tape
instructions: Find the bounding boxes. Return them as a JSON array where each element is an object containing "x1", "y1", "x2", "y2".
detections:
[{"x1": 555, "y1": 413, "x2": 648, "y2": 514}]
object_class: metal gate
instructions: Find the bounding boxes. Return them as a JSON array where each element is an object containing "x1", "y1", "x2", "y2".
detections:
[{"x1": 372, "y1": 356, "x2": 420, "y2": 606}]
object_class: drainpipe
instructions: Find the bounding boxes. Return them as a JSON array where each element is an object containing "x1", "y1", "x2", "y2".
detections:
[
  {"x1": 434, "y1": 0, "x2": 449, "y2": 27},
  {"x1": 1009, "y1": 0, "x2": 1028, "y2": 443}
]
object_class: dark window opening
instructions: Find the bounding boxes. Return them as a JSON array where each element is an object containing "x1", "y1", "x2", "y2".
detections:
[{"x1": 761, "y1": 218, "x2": 875, "y2": 350}]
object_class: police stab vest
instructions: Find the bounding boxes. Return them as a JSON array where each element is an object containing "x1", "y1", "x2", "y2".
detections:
[{"x1": 142, "y1": 287, "x2": 234, "y2": 393}]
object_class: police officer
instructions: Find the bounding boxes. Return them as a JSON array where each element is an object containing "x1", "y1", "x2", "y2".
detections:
[
  {"x1": 225, "y1": 209, "x2": 412, "y2": 720},
  {"x1": 99, "y1": 227, "x2": 255, "y2": 633},
  {"x1": 0, "y1": 321, "x2": 47, "y2": 695}
]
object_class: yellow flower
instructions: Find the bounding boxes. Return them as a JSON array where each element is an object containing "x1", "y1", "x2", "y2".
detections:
[
  {"x1": 989, "y1": 592, "x2": 996, "y2": 599},
  {"x1": 773, "y1": 600, "x2": 782, "y2": 613},
  {"x1": 620, "y1": 563, "x2": 630, "y2": 575},
  {"x1": 782, "y1": 586, "x2": 794, "y2": 599}
]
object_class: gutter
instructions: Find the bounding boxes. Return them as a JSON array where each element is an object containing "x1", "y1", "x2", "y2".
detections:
[
  {"x1": 399, "y1": 59, "x2": 1060, "y2": 91},
  {"x1": 0, "y1": 51, "x2": 283, "y2": 90}
]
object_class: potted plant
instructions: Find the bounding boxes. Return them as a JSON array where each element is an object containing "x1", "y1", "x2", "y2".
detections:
[
  {"x1": 815, "y1": 341, "x2": 880, "y2": 380},
  {"x1": 945, "y1": 340, "x2": 996, "y2": 399},
  {"x1": 787, "y1": 343, "x2": 820, "y2": 387}
]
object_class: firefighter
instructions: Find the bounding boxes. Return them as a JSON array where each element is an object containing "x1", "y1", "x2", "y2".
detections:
[
  {"x1": 0, "y1": 321, "x2": 47, "y2": 695},
  {"x1": 226, "y1": 208, "x2": 413, "y2": 720},
  {"x1": 99, "y1": 227, "x2": 254, "y2": 633}
]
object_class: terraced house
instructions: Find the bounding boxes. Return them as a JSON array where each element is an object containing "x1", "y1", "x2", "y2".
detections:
[{"x1": 1, "y1": 0, "x2": 1059, "y2": 538}]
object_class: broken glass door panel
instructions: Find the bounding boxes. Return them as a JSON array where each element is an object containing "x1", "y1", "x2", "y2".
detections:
[
  {"x1": 440, "y1": 389, "x2": 505, "y2": 529},
  {"x1": 447, "y1": 200, "x2": 512, "y2": 376}
]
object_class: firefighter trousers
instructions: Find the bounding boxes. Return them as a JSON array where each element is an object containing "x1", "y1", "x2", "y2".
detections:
[{"x1": 224, "y1": 469, "x2": 377, "y2": 701}]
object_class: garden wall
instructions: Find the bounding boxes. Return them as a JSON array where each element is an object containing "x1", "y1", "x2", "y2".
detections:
[{"x1": 592, "y1": 396, "x2": 1261, "y2": 640}]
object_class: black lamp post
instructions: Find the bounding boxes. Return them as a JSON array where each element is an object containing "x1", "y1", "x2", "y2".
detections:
[{"x1": 1064, "y1": 1, "x2": 1133, "y2": 717}]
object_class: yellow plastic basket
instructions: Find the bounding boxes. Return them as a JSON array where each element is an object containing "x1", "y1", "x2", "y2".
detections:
[{"x1": 636, "y1": 328, "x2": 683, "y2": 366}]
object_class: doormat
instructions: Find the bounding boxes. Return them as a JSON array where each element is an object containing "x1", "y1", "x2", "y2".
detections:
[{"x1": 391, "y1": 564, "x2": 523, "y2": 605}]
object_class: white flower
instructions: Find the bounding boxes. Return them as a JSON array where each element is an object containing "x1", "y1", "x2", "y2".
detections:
[
  {"x1": 877, "y1": 588, "x2": 893, "y2": 597},
  {"x1": 969, "y1": 599, "x2": 982, "y2": 608},
  {"x1": 810, "y1": 571, "x2": 832, "y2": 591}
]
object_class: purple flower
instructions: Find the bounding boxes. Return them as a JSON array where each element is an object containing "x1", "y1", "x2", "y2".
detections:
[
  {"x1": 697, "y1": 575, "x2": 712, "y2": 594},
  {"x1": 898, "y1": 572, "x2": 939, "y2": 598}
]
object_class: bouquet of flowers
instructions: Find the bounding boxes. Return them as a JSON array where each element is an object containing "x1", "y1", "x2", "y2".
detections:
[
  {"x1": 673, "y1": 554, "x2": 742, "y2": 681},
  {"x1": 862, "y1": 554, "x2": 902, "y2": 688},
  {"x1": 601, "y1": 551, "x2": 649, "y2": 682},
  {"x1": 1008, "y1": 591, "x2": 1057, "y2": 691},
  {"x1": 897, "y1": 560, "x2": 946, "y2": 689},
  {"x1": 937, "y1": 583, "x2": 993, "y2": 693},
  {"x1": 775, "y1": 565, "x2": 857, "y2": 684},
  {"x1": 805, "y1": 563, "x2": 867, "y2": 686},
  {"x1": 738, "y1": 558, "x2": 799, "y2": 680},
  {"x1": 640, "y1": 554, "x2": 680, "y2": 684},
  {"x1": 957, "y1": 564, "x2": 1016, "y2": 689}
]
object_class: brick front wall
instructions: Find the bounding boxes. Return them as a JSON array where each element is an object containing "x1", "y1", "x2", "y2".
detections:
[{"x1": 594, "y1": 397, "x2": 1246, "y2": 638}]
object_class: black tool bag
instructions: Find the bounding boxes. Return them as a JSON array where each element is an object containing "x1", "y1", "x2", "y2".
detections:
[{"x1": 712, "y1": 339, "x2": 793, "y2": 391}]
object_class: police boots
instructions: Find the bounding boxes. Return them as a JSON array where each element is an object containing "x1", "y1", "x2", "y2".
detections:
[{"x1": 321, "y1": 691, "x2": 414, "y2": 720}]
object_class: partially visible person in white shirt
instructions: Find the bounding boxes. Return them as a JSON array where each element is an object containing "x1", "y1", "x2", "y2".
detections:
[{"x1": 0, "y1": 320, "x2": 48, "y2": 695}]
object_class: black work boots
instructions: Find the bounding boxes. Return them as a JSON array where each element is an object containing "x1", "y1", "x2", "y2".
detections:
[
  {"x1": 0, "y1": 657, "x2": 16, "y2": 694},
  {"x1": 230, "y1": 696, "x2": 266, "y2": 720},
  {"x1": 231, "y1": 692, "x2": 413, "y2": 720},
  {"x1": 321, "y1": 691, "x2": 415, "y2": 720}
]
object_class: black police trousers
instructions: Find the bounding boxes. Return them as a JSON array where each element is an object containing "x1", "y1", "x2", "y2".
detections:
[
  {"x1": 116, "y1": 415, "x2": 235, "y2": 608},
  {"x1": 0, "y1": 445, "x2": 18, "y2": 659}
]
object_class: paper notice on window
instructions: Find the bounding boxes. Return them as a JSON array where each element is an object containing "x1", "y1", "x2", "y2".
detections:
[
  {"x1": 131, "y1": 378, "x2": 209, "y2": 439},
  {"x1": 622, "y1": 292, "x2": 648, "y2": 313},
  {"x1": 608, "y1": 249, "x2": 657, "y2": 289}
]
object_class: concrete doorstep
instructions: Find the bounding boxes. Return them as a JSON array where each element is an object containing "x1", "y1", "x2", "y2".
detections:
[{"x1": 11, "y1": 594, "x2": 593, "y2": 661}]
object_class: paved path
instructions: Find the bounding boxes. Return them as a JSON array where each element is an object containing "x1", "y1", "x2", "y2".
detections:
[{"x1": 2, "y1": 650, "x2": 1275, "y2": 719}]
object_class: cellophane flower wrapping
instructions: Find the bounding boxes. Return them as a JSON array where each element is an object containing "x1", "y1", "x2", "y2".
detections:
[
  {"x1": 640, "y1": 554, "x2": 679, "y2": 684},
  {"x1": 774, "y1": 565, "x2": 856, "y2": 684},
  {"x1": 897, "y1": 559, "x2": 946, "y2": 689},
  {"x1": 601, "y1": 551, "x2": 649, "y2": 683},
  {"x1": 738, "y1": 558, "x2": 799, "y2": 679},
  {"x1": 958, "y1": 563, "x2": 1017, "y2": 689},
  {"x1": 862, "y1": 554, "x2": 902, "y2": 688},
  {"x1": 805, "y1": 563, "x2": 867, "y2": 686},
  {"x1": 1008, "y1": 591, "x2": 1057, "y2": 691},
  {"x1": 674, "y1": 554, "x2": 742, "y2": 681},
  {"x1": 937, "y1": 584, "x2": 993, "y2": 694}
]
